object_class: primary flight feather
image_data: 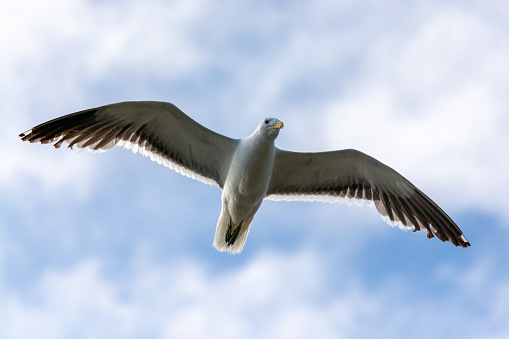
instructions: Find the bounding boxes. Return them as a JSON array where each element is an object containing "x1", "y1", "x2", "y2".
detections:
[{"x1": 20, "y1": 101, "x2": 470, "y2": 253}]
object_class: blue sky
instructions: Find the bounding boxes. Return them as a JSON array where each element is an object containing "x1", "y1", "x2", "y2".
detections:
[{"x1": 1, "y1": 0, "x2": 509, "y2": 338}]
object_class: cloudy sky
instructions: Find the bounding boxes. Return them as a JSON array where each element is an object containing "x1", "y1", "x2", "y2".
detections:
[{"x1": 2, "y1": 0, "x2": 509, "y2": 338}]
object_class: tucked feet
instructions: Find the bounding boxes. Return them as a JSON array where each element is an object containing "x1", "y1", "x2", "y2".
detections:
[{"x1": 225, "y1": 218, "x2": 243, "y2": 246}]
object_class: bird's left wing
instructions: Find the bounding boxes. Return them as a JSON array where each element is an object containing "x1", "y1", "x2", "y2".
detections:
[
  {"x1": 20, "y1": 101, "x2": 238, "y2": 188},
  {"x1": 266, "y1": 148, "x2": 469, "y2": 247}
]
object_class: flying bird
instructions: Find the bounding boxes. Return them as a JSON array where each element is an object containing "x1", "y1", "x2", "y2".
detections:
[{"x1": 20, "y1": 101, "x2": 470, "y2": 253}]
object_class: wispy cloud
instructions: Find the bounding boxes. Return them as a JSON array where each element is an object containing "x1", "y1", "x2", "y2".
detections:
[
  {"x1": 3, "y1": 250, "x2": 508, "y2": 339},
  {"x1": 2, "y1": 1, "x2": 509, "y2": 338}
]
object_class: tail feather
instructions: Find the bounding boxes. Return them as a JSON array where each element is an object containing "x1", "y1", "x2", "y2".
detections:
[{"x1": 213, "y1": 210, "x2": 252, "y2": 254}]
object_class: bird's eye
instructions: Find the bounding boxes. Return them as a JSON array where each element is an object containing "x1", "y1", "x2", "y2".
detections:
[{"x1": 264, "y1": 119, "x2": 269, "y2": 124}]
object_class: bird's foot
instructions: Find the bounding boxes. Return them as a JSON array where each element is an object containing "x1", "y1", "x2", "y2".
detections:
[{"x1": 225, "y1": 218, "x2": 242, "y2": 246}]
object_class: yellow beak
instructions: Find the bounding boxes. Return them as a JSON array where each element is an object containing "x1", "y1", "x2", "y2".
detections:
[{"x1": 272, "y1": 121, "x2": 284, "y2": 129}]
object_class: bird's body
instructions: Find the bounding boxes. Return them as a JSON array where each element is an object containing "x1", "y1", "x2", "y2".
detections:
[
  {"x1": 215, "y1": 119, "x2": 280, "y2": 253},
  {"x1": 20, "y1": 101, "x2": 470, "y2": 254}
]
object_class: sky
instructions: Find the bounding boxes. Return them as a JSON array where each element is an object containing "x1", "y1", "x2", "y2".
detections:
[{"x1": 1, "y1": 0, "x2": 509, "y2": 338}]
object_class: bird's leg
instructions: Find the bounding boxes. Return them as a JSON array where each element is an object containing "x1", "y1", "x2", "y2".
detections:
[{"x1": 225, "y1": 218, "x2": 243, "y2": 246}]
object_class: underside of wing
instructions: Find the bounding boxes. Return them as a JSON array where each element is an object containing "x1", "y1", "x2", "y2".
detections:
[
  {"x1": 266, "y1": 149, "x2": 470, "y2": 247},
  {"x1": 20, "y1": 101, "x2": 238, "y2": 188}
]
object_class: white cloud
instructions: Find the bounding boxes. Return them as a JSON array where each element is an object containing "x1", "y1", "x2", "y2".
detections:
[
  {"x1": 0, "y1": 252, "x2": 379, "y2": 338},
  {"x1": 322, "y1": 4, "x2": 509, "y2": 220},
  {"x1": 3, "y1": 249, "x2": 509, "y2": 339},
  {"x1": 0, "y1": 0, "x2": 208, "y2": 77},
  {"x1": 2, "y1": 136, "x2": 99, "y2": 202},
  {"x1": 0, "y1": 0, "x2": 213, "y2": 200},
  {"x1": 2, "y1": 261, "x2": 136, "y2": 339},
  {"x1": 1, "y1": 251, "x2": 378, "y2": 339},
  {"x1": 2, "y1": 2, "x2": 509, "y2": 339}
]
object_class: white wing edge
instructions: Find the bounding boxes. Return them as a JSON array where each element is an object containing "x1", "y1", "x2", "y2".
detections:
[
  {"x1": 66, "y1": 134, "x2": 219, "y2": 187},
  {"x1": 265, "y1": 186, "x2": 416, "y2": 232}
]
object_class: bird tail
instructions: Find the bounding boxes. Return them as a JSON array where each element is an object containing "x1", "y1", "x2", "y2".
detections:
[{"x1": 213, "y1": 209, "x2": 252, "y2": 255}]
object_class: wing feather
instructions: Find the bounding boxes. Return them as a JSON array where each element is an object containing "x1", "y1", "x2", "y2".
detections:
[
  {"x1": 20, "y1": 101, "x2": 238, "y2": 188},
  {"x1": 266, "y1": 148, "x2": 469, "y2": 247}
]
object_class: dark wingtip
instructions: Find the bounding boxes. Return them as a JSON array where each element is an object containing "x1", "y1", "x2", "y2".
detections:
[
  {"x1": 459, "y1": 238, "x2": 471, "y2": 248},
  {"x1": 450, "y1": 234, "x2": 470, "y2": 248},
  {"x1": 19, "y1": 130, "x2": 32, "y2": 140},
  {"x1": 455, "y1": 233, "x2": 470, "y2": 248}
]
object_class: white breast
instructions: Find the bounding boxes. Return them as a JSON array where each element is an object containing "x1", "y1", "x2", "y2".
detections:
[{"x1": 222, "y1": 134, "x2": 276, "y2": 224}]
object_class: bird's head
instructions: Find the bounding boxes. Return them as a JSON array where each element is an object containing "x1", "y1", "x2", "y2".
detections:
[{"x1": 257, "y1": 117, "x2": 284, "y2": 139}]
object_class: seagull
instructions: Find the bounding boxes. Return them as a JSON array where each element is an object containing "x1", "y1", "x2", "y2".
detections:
[{"x1": 20, "y1": 101, "x2": 470, "y2": 253}]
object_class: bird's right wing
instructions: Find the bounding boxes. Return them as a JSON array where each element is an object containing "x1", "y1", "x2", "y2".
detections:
[
  {"x1": 20, "y1": 101, "x2": 239, "y2": 188},
  {"x1": 266, "y1": 148, "x2": 469, "y2": 247}
]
